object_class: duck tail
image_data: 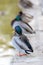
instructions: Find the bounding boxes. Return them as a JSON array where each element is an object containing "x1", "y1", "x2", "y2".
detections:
[{"x1": 25, "y1": 49, "x2": 33, "y2": 54}]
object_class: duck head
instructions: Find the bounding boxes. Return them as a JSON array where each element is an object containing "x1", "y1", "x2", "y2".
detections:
[
  {"x1": 15, "y1": 26, "x2": 22, "y2": 35},
  {"x1": 15, "y1": 16, "x2": 21, "y2": 21},
  {"x1": 15, "y1": 11, "x2": 23, "y2": 21}
]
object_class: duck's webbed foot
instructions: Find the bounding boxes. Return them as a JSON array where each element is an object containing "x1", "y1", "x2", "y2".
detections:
[{"x1": 16, "y1": 52, "x2": 27, "y2": 56}]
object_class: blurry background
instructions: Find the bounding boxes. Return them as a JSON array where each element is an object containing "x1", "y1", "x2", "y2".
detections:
[
  {"x1": 0, "y1": 0, "x2": 20, "y2": 64},
  {"x1": 0, "y1": 0, "x2": 20, "y2": 52}
]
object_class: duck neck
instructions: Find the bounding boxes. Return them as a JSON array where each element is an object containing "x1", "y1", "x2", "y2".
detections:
[{"x1": 15, "y1": 32, "x2": 22, "y2": 36}]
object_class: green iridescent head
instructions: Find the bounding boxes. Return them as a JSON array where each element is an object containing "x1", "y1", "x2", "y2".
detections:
[
  {"x1": 15, "y1": 26, "x2": 22, "y2": 35},
  {"x1": 15, "y1": 15, "x2": 21, "y2": 21}
]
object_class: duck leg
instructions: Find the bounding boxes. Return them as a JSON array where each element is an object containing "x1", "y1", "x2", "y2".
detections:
[{"x1": 16, "y1": 52, "x2": 27, "y2": 56}]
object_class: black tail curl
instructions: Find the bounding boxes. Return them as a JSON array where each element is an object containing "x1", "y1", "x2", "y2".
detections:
[{"x1": 25, "y1": 49, "x2": 33, "y2": 54}]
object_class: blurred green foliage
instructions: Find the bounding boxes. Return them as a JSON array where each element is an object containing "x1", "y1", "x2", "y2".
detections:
[
  {"x1": 0, "y1": 0, "x2": 20, "y2": 48},
  {"x1": 0, "y1": 0, "x2": 20, "y2": 35}
]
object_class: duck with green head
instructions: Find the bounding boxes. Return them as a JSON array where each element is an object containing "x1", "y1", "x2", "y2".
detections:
[
  {"x1": 11, "y1": 26, "x2": 33, "y2": 56},
  {"x1": 11, "y1": 11, "x2": 35, "y2": 34}
]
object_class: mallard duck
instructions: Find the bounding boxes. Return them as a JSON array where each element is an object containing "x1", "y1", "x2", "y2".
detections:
[
  {"x1": 11, "y1": 12, "x2": 35, "y2": 34},
  {"x1": 11, "y1": 26, "x2": 33, "y2": 56}
]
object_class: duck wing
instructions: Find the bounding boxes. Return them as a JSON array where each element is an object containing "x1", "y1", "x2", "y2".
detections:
[
  {"x1": 20, "y1": 35, "x2": 33, "y2": 52},
  {"x1": 21, "y1": 21, "x2": 34, "y2": 34},
  {"x1": 14, "y1": 36, "x2": 29, "y2": 50}
]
